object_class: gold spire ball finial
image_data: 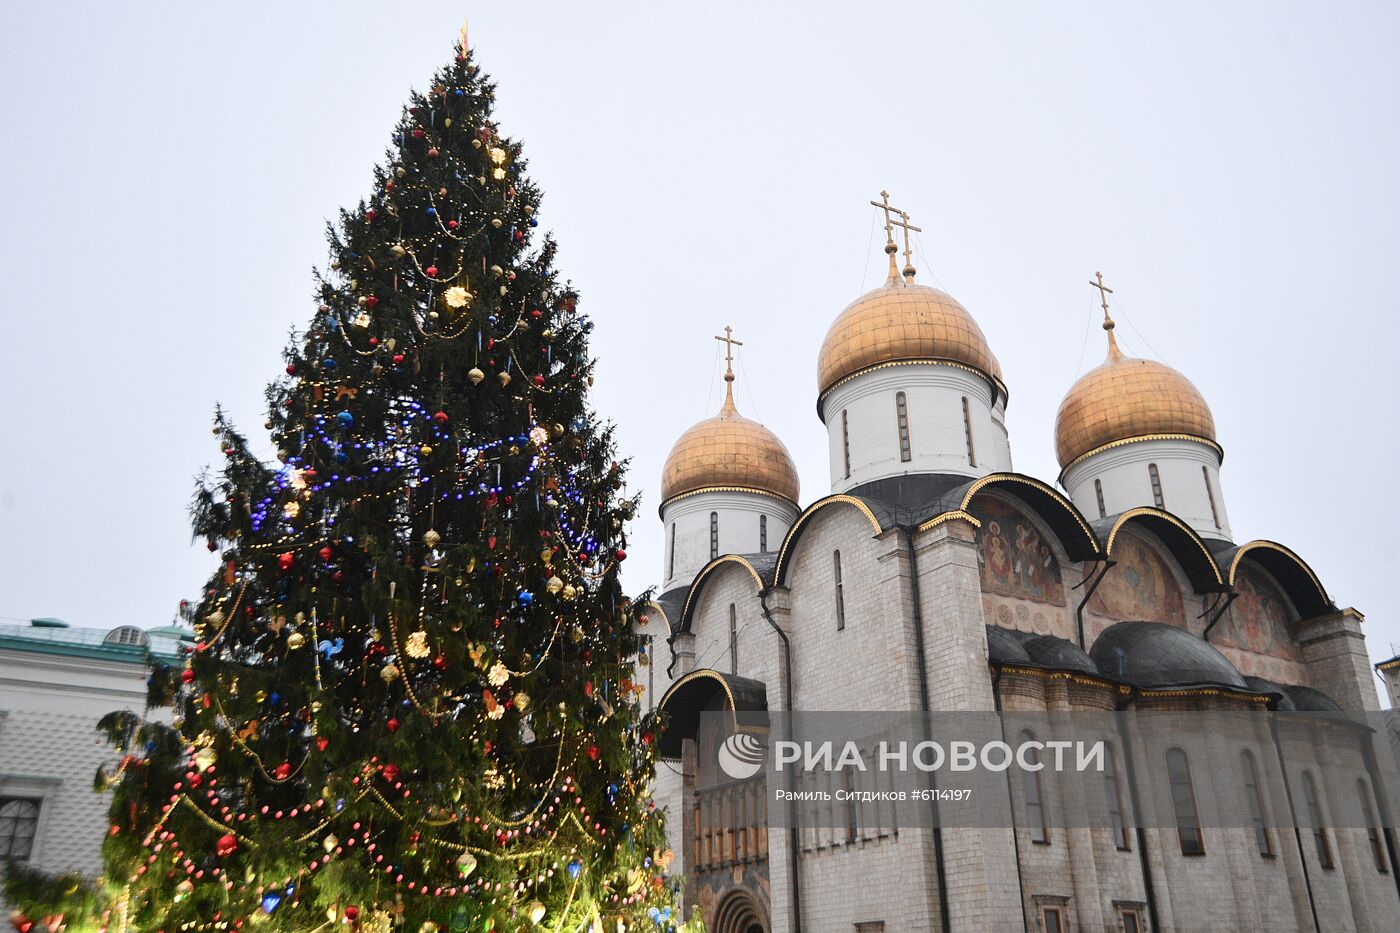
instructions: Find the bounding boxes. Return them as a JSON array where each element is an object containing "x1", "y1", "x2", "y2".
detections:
[
  {"x1": 714, "y1": 325, "x2": 744, "y2": 413},
  {"x1": 1090, "y1": 271, "x2": 1121, "y2": 359}
]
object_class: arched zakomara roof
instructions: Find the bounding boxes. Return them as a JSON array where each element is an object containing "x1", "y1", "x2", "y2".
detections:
[
  {"x1": 772, "y1": 494, "x2": 884, "y2": 587},
  {"x1": 1221, "y1": 540, "x2": 1334, "y2": 621},
  {"x1": 678, "y1": 553, "x2": 776, "y2": 634},
  {"x1": 1243, "y1": 677, "x2": 1344, "y2": 712},
  {"x1": 986, "y1": 625, "x2": 1099, "y2": 677},
  {"x1": 1091, "y1": 620, "x2": 1247, "y2": 689},
  {"x1": 1096, "y1": 507, "x2": 1227, "y2": 594},
  {"x1": 935, "y1": 473, "x2": 1101, "y2": 562},
  {"x1": 655, "y1": 669, "x2": 769, "y2": 760}
]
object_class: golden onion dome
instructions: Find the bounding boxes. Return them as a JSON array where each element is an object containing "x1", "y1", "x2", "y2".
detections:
[
  {"x1": 817, "y1": 259, "x2": 1002, "y2": 410},
  {"x1": 1055, "y1": 317, "x2": 1217, "y2": 471},
  {"x1": 660, "y1": 372, "x2": 800, "y2": 508}
]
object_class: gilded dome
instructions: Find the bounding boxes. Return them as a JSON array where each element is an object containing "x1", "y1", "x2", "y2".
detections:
[
  {"x1": 660, "y1": 380, "x2": 800, "y2": 508},
  {"x1": 817, "y1": 275, "x2": 1002, "y2": 407},
  {"x1": 1055, "y1": 322, "x2": 1217, "y2": 470}
]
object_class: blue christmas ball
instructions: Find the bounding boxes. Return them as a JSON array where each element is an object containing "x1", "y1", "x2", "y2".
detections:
[
  {"x1": 261, "y1": 893, "x2": 282, "y2": 914},
  {"x1": 334, "y1": 450, "x2": 348, "y2": 463},
  {"x1": 518, "y1": 590, "x2": 534, "y2": 605},
  {"x1": 337, "y1": 411, "x2": 354, "y2": 427},
  {"x1": 268, "y1": 691, "x2": 281, "y2": 705},
  {"x1": 529, "y1": 217, "x2": 539, "y2": 227},
  {"x1": 426, "y1": 207, "x2": 437, "y2": 216},
  {"x1": 322, "y1": 358, "x2": 336, "y2": 369},
  {"x1": 567, "y1": 860, "x2": 582, "y2": 879}
]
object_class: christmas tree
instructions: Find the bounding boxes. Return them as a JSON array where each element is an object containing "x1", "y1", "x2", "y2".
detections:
[{"x1": 5, "y1": 34, "x2": 683, "y2": 933}]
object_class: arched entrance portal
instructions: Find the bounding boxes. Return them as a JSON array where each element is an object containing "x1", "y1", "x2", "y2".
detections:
[{"x1": 712, "y1": 888, "x2": 767, "y2": 933}]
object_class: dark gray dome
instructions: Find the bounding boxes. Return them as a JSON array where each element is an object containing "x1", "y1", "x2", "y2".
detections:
[
  {"x1": 986, "y1": 626, "x2": 1032, "y2": 665},
  {"x1": 1282, "y1": 685, "x2": 1342, "y2": 712},
  {"x1": 1090, "y1": 621, "x2": 1247, "y2": 689},
  {"x1": 1023, "y1": 635, "x2": 1098, "y2": 676}
]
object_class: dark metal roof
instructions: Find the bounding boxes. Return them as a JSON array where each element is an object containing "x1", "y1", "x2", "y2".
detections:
[
  {"x1": 654, "y1": 587, "x2": 688, "y2": 633},
  {"x1": 1216, "y1": 540, "x2": 1334, "y2": 619},
  {"x1": 1282, "y1": 685, "x2": 1343, "y2": 713},
  {"x1": 986, "y1": 625, "x2": 1033, "y2": 665},
  {"x1": 939, "y1": 475, "x2": 1101, "y2": 561},
  {"x1": 1242, "y1": 676, "x2": 1295, "y2": 709},
  {"x1": 1093, "y1": 511, "x2": 1226, "y2": 594},
  {"x1": 655, "y1": 669, "x2": 769, "y2": 760},
  {"x1": 846, "y1": 473, "x2": 970, "y2": 527},
  {"x1": 1023, "y1": 634, "x2": 1099, "y2": 676},
  {"x1": 1090, "y1": 620, "x2": 1247, "y2": 689}
]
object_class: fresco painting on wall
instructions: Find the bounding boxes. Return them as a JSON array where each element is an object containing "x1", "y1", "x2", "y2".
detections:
[
  {"x1": 1090, "y1": 531, "x2": 1185, "y2": 624},
  {"x1": 1215, "y1": 564, "x2": 1303, "y2": 664},
  {"x1": 972, "y1": 497, "x2": 1066, "y2": 608}
]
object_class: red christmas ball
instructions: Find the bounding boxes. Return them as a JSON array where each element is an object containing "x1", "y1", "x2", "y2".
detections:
[
  {"x1": 368, "y1": 337, "x2": 379, "y2": 347},
  {"x1": 392, "y1": 353, "x2": 405, "y2": 364},
  {"x1": 587, "y1": 745, "x2": 600, "y2": 761},
  {"x1": 532, "y1": 375, "x2": 545, "y2": 387},
  {"x1": 411, "y1": 129, "x2": 425, "y2": 140},
  {"x1": 615, "y1": 549, "x2": 627, "y2": 561},
  {"x1": 215, "y1": 833, "x2": 238, "y2": 857},
  {"x1": 285, "y1": 363, "x2": 297, "y2": 375},
  {"x1": 278, "y1": 552, "x2": 295, "y2": 571},
  {"x1": 425, "y1": 265, "x2": 438, "y2": 277},
  {"x1": 364, "y1": 296, "x2": 379, "y2": 310},
  {"x1": 381, "y1": 764, "x2": 400, "y2": 783},
  {"x1": 433, "y1": 411, "x2": 449, "y2": 424},
  {"x1": 318, "y1": 546, "x2": 333, "y2": 562},
  {"x1": 432, "y1": 656, "x2": 447, "y2": 670},
  {"x1": 447, "y1": 220, "x2": 459, "y2": 229},
  {"x1": 273, "y1": 762, "x2": 292, "y2": 780},
  {"x1": 180, "y1": 669, "x2": 196, "y2": 685},
  {"x1": 344, "y1": 907, "x2": 360, "y2": 921},
  {"x1": 365, "y1": 209, "x2": 377, "y2": 223},
  {"x1": 386, "y1": 718, "x2": 400, "y2": 733}
]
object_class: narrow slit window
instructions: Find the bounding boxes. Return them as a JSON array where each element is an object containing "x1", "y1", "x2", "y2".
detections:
[
  {"x1": 1166, "y1": 747, "x2": 1204, "y2": 855},
  {"x1": 1105, "y1": 744, "x2": 1130, "y2": 850},
  {"x1": 1041, "y1": 909, "x2": 1063, "y2": 933},
  {"x1": 841, "y1": 409, "x2": 851, "y2": 478},
  {"x1": 1203, "y1": 466, "x2": 1220, "y2": 528},
  {"x1": 1358, "y1": 779, "x2": 1389, "y2": 873},
  {"x1": 710, "y1": 512, "x2": 719, "y2": 560},
  {"x1": 729, "y1": 604, "x2": 738, "y2": 672},
  {"x1": 1301, "y1": 771, "x2": 1333, "y2": 868},
  {"x1": 668, "y1": 523, "x2": 676, "y2": 580},
  {"x1": 833, "y1": 550, "x2": 846, "y2": 631},
  {"x1": 1094, "y1": 478, "x2": 1106, "y2": 519},
  {"x1": 1121, "y1": 912, "x2": 1141, "y2": 933},
  {"x1": 1148, "y1": 463, "x2": 1165, "y2": 508},
  {"x1": 1021, "y1": 730, "x2": 1049, "y2": 844},
  {"x1": 961, "y1": 395, "x2": 976, "y2": 467},
  {"x1": 896, "y1": 393, "x2": 912, "y2": 462},
  {"x1": 1241, "y1": 751, "x2": 1273, "y2": 857},
  {"x1": 759, "y1": 514, "x2": 768, "y2": 553}
]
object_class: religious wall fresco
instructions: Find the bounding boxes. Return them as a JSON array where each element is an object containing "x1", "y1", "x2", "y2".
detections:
[
  {"x1": 1089, "y1": 530, "x2": 1185, "y2": 625},
  {"x1": 1213, "y1": 563, "x2": 1307, "y2": 682},
  {"x1": 971, "y1": 497, "x2": 1066, "y2": 607}
]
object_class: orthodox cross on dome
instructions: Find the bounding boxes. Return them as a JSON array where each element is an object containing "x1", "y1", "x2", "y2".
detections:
[
  {"x1": 870, "y1": 190, "x2": 922, "y2": 284},
  {"x1": 714, "y1": 325, "x2": 744, "y2": 413},
  {"x1": 1090, "y1": 270, "x2": 1123, "y2": 359}
]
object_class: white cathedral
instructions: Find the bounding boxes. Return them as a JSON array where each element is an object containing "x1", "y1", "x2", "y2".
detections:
[{"x1": 632, "y1": 197, "x2": 1399, "y2": 933}]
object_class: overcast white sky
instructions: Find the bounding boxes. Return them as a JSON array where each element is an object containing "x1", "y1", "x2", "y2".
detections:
[{"x1": 2, "y1": 3, "x2": 1397, "y2": 692}]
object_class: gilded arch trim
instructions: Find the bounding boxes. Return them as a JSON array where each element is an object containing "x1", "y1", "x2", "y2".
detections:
[
  {"x1": 773, "y1": 495, "x2": 883, "y2": 585},
  {"x1": 955, "y1": 472, "x2": 1101, "y2": 560},
  {"x1": 680, "y1": 554, "x2": 766, "y2": 632},
  {"x1": 1104, "y1": 507, "x2": 1225, "y2": 591},
  {"x1": 1226, "y1": 540, "x2": 1332, "y2": 619}
]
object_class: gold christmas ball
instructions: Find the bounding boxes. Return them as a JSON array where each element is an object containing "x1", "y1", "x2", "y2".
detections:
[
  {"x1": 287, "y1": 631, "x2": 306, "y2": 650},
  {"x1": 562, "y1": 584, "x2": 577, "y2": 601},
  {"x1": 527, "y1": 901, "x2": 546, "y2": 925},
  {"x1": 456, "y1": 852, "x2": 477, "y2": 877},
  {"x1": 491, "y1": 218, "x2": 503, "y2": 229},
  {"x1": 546, "y1": 575, "x2": 564, "y2": 595},
  {"x1": 322, "y1": 834, "x2": 339, "y2": 853},
  {"x1": 380, "y1": 664, "x2": 401, "y2": 684},
  {"x1": 472, "y1": 138, "x2": 483, "y2": 149},
  {"x1": 391, "y1": 243, "x2": 407, "y2": 259},
  {"x1": 394, "y1": 166, "x2": 406, "y2": 178},
  {"x1": 423, "y1": 529, "x2": 441, "y2": 548},
  {"x1": 497, "y1": 372, "x2": 512, "y2": 387},
  {"x1": 467, "y1": 367, "x2": 485, "y2": 385},
  {"x1": 193, "y1": 747, "x2": 217, "y2": 772},
  {"x1": 539, "y1": 547, "x2": 554, "y2": 563},
  {"x1": 420, "y1": 445, "x2": 433, "y2": 457},
  {"x1": 255, "y1": 690, "x2": 268, "y2": 703},
  {"x1": 552, "y1": 424, "x2": 564, "y2": 438}
]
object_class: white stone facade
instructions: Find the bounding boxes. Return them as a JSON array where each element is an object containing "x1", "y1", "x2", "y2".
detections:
[{"x1": 660, "y1": 490, "x2": 798, "y2": 591}]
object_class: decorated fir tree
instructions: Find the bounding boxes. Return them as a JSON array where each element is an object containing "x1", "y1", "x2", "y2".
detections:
[{"x1": 5, "y1": 35, "x2": 683, "y2": 933}]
